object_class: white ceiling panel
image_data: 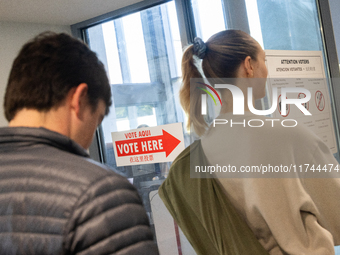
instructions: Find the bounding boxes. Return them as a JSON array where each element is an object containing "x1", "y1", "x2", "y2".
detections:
[{"x1": 0, "y1": 0, "x2": 143, "y2": 25}]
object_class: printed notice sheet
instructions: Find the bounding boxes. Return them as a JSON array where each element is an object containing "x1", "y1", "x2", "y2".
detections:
[{"x1": 265, "y1": 50, "x2": 337, "y2": 153}]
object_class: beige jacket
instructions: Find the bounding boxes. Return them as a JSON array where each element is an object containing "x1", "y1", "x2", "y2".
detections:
[{"x1": 202, "y1": 112, "x2": 340, "y2": 254}]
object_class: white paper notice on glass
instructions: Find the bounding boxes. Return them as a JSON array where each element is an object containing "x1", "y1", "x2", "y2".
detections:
[{"x1": 265, "y1": 50, "x2": 337, "y2": 153}]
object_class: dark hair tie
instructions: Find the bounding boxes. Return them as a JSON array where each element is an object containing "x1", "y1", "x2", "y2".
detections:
[{"x1": 193, "y1": 37, "x2": 206, "y2": 59}]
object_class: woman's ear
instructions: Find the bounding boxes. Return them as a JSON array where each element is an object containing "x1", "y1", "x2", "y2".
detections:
[
  {"x1": 244, "y1": 56, "x2": 254, "y2": 77},
  {"x1": 70, "y1": 83, "x2": 89, "y2": 120}
]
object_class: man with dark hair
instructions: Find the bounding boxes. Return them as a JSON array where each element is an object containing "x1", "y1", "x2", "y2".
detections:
[{"x1": 0, "y1": 32, "x2": 159, "y2": 255}]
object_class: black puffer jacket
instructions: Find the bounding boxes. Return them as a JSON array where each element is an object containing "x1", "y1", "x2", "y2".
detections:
[{"x1": 0, "y1": 127, "x2": 159, "y2": 255}]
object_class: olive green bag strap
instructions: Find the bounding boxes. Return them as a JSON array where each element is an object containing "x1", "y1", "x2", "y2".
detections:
[{"x1": 159, "y1": 140, "x2": 269, "y2": 255}]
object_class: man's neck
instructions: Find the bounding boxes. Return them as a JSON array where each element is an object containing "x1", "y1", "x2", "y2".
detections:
[{"x1": 9, "y1": 108, "x2": 70, "y2": 137}]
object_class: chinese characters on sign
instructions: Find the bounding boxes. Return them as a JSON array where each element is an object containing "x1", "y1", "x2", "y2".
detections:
[{"x1": 111, "y1": 123, "x2": 185, "y2": 167}]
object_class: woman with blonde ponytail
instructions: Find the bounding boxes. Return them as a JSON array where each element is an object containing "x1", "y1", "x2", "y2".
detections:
[
  {"x1": 180, "y1": 30, "x2": 261, "y2": 135},
  {"x1": 159, "y1": 30, "x2": 340, "y2": 255},
  {"x1": 179, "y1": 41, "x2": 206, "y2": 136}
]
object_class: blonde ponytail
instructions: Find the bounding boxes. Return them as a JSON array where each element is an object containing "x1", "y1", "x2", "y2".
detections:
[
  {"x1": 179, "y1": 30, "x2": 259, "y2": 137},
  {"x1": 180, "y1": 45, "x2": 208, "y2": 136}
]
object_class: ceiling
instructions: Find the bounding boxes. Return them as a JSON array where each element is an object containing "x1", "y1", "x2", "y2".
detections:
[{"x1": 0, "y1": 0, "x2": 143, "y2": 26}]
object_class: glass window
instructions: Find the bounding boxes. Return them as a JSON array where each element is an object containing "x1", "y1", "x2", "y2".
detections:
[
  {"x1": 244, "y1": 0, "x2": 264, "y2": 47},
  {"x1": 246, "y1": 0, "x2": 322, "y2": 51},
  {"x1": 191, "y1": 0, "x2": 227, "y2": 41},
  {"x1": 245, "y1": 0, "x2": 340, "y2": 159},
  {"x1": 85, "y1": 1, "x2": 194, "y2": 253},
  {"x1": 86, "y1": 0, "x2": 185, "y2": 142}
]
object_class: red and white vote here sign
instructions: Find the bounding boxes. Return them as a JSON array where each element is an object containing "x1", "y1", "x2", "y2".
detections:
[{"x1": 111, "y1": 123, "x2": 185, "y2": 166}]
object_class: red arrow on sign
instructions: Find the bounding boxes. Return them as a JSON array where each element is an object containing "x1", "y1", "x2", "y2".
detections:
[{"x1": 115, "y1": 130, "x2": 181, "y2": 157}]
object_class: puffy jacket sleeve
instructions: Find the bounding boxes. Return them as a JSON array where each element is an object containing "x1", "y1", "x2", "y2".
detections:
[{"x1": 63, "y1": 173, "x2": 159, "y2": 255}]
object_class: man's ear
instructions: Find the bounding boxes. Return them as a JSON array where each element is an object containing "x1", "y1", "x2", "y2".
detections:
[{"x1": 70, "y1": 83, "x2": 89, "y2": 120}]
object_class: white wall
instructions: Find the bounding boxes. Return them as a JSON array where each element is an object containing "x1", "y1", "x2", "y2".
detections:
[{"x1": 0, "y1": 21, "x2": 71, "y2": 127}]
